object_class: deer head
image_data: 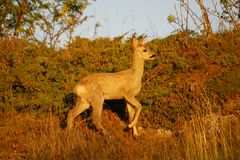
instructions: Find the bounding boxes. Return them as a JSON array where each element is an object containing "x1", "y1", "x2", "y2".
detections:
[{"x1": 132, "y1": 34, "x2": 156, "y2": 60}]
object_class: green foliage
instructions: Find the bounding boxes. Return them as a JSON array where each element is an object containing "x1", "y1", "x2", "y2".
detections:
[
  {"x1": 220, "y1": 0, "x2": 240, "y2": 25},
  {"x1": 1, "y1": 29, "x2": 240, "y2": 129},
  {"x1": 0, "y1": 0, "x2": 90, "y2": 47},
  {"x1": 206, "y1": 70, "x2": 240, "y2": 101},
  {"x1": 0, "y1": 0, "x2": 51, "y2": 37}
]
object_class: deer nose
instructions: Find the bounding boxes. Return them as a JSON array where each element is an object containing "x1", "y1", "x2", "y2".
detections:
[{"x1": 150, "y1": 54, "x2": 156, "y2": 58}]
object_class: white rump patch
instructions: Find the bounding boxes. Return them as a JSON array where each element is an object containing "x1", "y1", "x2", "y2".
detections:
[{"x1": 74, "y1": 85, "x2": 86, "y2": 96}]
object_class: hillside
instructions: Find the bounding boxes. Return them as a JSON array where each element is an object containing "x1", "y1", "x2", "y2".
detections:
[{"x1": 0, "y1": 29, "x2": 240, "y2": 159}]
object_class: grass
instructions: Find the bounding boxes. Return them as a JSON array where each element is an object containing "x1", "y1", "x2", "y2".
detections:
[
  {"x1": 0, "y1": 110, "x2": 239, "y2": 160},
  {"x1": 1, "y1": 28, "x2": 240, "y2": 160}
]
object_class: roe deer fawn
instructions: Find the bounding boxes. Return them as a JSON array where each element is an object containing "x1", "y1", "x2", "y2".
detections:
[{"x1": 67, "y1": 34, "x2": 155, "y2": 137}]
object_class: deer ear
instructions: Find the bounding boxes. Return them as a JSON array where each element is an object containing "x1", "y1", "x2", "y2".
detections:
[
  {"x1": 132, "y1": 33, "x2": 138, "y2": 47},
  {"x1": 139, "y1": 35, "x2": 147, "y2": 45}
]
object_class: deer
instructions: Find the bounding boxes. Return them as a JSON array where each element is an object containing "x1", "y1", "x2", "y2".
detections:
[{"x1": 67, "y1": 34, "x2": 155, "y2": 138}]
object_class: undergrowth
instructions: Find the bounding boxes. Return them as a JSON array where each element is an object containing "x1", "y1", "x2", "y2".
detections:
[
  {"x1": 0, "y1": 111, "x2": 239, "y2": 160},
  {"x1": 0, "y1": 29, "x2": 240, "y2": 159}
]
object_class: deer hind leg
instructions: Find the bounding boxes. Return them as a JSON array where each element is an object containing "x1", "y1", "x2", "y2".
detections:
[
  {"x1": 91, "y1": 96, "x2": 108, "y2": 135},
  {"x1": 124, "y1": 96, "x2": 142, "y2": 129},
  {"x1": 67, "y1": 97, "x2": 90, "y2": 129},
  {"x1": 126, "y1": 102, "x2": 138, "y2": 137}
]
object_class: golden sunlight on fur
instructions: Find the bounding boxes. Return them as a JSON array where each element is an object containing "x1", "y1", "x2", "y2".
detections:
[{"x1": 67, "y1": 34, "x2": 156, "y2": 137}]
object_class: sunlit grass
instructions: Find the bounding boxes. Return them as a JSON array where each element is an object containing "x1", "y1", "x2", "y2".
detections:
[
  {"x1": 1, "y1": 26, "x2": 240, "y2": 160},
  {"x1": 0, "y1": 111, "x2": 239, "y2": 160}
]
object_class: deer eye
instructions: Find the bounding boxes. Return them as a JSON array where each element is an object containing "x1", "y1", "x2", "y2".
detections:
[{"x1": 143, "y1": 49, "x2": 147, "y2": 52}]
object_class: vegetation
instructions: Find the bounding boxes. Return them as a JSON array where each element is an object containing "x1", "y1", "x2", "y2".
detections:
[
  {"x1": 0, "y1": 111, "x2": 239, "y2": 160},
  {"x1": 0, "y1": 0, "x2": 90, "y2": 47},
  {"x1": 0, "y1": 0, "x2": 240, "y2": 159},
  {"x1": 0, "y1": 27, "x2": 240, "y2": 159}
]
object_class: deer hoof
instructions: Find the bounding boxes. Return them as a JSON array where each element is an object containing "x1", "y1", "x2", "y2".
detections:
[{"x1": 128, "y1": 122, "x2": 137, "y2": 128}]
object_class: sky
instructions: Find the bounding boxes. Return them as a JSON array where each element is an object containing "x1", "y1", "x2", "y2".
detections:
[{"x1": 71, "y1": 0, "x2": 220, "y2": 41}]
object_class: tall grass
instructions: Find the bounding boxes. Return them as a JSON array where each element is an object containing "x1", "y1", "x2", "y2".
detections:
[
  {"x1": 0, "y1": 111, "x2": 239, "y2": 160},
  {"x1": 1, "y1": 29, "x2": 240, "y2": 159}
]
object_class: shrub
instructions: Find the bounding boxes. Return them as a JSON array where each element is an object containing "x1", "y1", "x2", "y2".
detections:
[{"x1": 1, "y1": 29, "x2": 240, "y2": 129}]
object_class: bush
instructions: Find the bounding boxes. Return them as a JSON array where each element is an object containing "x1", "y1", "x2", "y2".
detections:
[{"x1": 1, "y1": 29, "x2": 240, "y2": 129}]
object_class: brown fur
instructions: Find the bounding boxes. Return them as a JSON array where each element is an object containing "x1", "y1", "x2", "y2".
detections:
[{"x1": 67, "y1": 34, "x2": 155, "y2": 137}]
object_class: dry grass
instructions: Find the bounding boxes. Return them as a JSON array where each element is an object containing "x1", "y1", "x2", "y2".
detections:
[
  {"x1": 0, "y1": 110, "x2": 239, "y2": 160},
  {"x1": 1, "y1": 20, "x2": 240, "y2": 160}
]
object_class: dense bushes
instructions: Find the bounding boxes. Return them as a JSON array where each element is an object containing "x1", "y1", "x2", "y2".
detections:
[
  {"x1": 0, "y1": 37, "x2": 132, "y2": 115},
  {"x1": 1, "y1": 29, "x2": 240, "y2": 129}
]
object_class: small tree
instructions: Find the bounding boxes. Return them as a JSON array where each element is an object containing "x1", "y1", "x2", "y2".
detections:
[
  {"x1": 0, "y1": 0, "x2": 49, "y2": 38},
  {"x1": 38, "y1": 0, "x2": 91, "y2": 47},
  {"x1": 0, "y1": 0, "x2": 92, "y2": 47},
  {"x1": 196, "y1": 0, "x2": 213, "y2": 35},
  {"x1": 220, "y1": 0, "x2": 240, "y2": 26},
  {"x1": 167, "y1": 0, "x2": 212, "y2": 35}
]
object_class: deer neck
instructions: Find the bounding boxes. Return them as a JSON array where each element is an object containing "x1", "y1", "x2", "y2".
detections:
[{"x1": 130, "y1": 51, "x2": 145, "y2": 81}]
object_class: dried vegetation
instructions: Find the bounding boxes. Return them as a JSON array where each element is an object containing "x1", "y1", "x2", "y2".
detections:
[{"x1": 0, "y1": 28, "x2": 240, "y2": 159}]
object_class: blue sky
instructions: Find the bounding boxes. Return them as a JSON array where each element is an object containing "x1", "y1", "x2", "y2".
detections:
[{"x1": 72, "y1": 0, "x2": 221, "y2": 40}]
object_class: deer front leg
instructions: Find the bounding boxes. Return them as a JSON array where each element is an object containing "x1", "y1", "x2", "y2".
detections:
[
  {"x1": 126, "y1": 102, "x2": 138, "y2": 137},
  {"x1": 124, "y1": 96, "x2": 142, "y2": 129}
]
